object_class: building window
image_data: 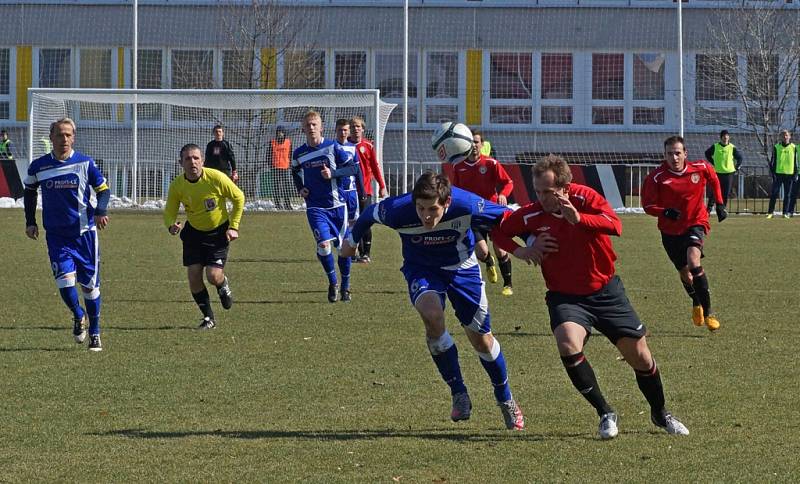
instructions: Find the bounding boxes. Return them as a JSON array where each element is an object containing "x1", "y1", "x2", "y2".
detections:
[
  {"x1": 695, "y1": 106, "x2": 737, "y2": 126},
  {"x1": 541, "y1": 105, "x2": 573, "y2": 125},
  {"x1": 425, "y1": 51, "x2": 459, "y2": 124},
  {"x1": 171, "y1": 50, "x2": 214, "y2": 89},
  {"x1": 137, "y1": 49, "x2": 163, "y2": 120},
  {"x1": 376, "y1": 52, "x2": 418, "y2": 123},
  {"x1": 633, "y1": 107, "x2": 665, "y2": 125},
  {"x1": 592, "y1": 53, "x2": 624, "y2": 100},
  {"x1": 541, "y1": 53, "x2": 572, "y2": 100},
  {"x1": 696, "y1": 54, "x2": 737, "y2": 101},
  {"x1": 223, "y1": 50, "x2": 255, "y2": 89},
  {"x1": 335, "y1": 51, "x2": 366, "y2": 89},
  {"x1": 284, "y1": 50, "x2": 325, "y2": 89},
  {"x1": 489, "y1": 105, "x2": 532, "y2": 124},
  {"x1": 592, "y1": 106, "x2": 624, "y2": 125},
  {"x1": 0, "y1": 49, "x2": 9, "y2": 120},
  {"x1": 79, "y1": 49, "x2": 113, "y2": 121},
  {"x1": 747, "y1": 54, "x2": 778, "y2": 101},
  {"x1": 40, "y1": 49, "x2": 72, "y2": 88},
  {"x1": 490, "y1": 53, "x2": 532, "y2": 100},
  {"x1": 633, "y1": 53, "x2": 665, "y2": 101}
]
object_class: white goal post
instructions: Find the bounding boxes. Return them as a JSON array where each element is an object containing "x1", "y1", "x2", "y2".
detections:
[{"x1": 28, "y1": 88, "x2": 395, "y2": 209}]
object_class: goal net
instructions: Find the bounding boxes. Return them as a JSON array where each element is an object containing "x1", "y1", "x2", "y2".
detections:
[{"x1": 28, "y1": 88, "x2": 395, "y2": 210}]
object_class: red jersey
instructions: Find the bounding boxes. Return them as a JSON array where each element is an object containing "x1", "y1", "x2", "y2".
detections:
[
  {"x1": 492, "y1": 184, "x2": 622, "y2": 295},
  {"x1": 353, "y1": 139, "x2": 385, "y2": 196},
  {"x1": 641, "y1": 160, "x2": 723, "y2": 236},
  {"x1": 451, "y1": 155, "x2": 513, "y2": 202}
]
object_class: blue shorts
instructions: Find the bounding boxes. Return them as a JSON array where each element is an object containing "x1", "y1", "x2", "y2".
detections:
[
  {"x1": 401, "y1": 262, "x2": 491, "y2": 334},
  {"x1": 306, "y1": 206, "x2": 347, "y2": 246},
  {"x1": 46, "y1": 229, "x2": 100, "y2": 288},
  {"x1": 343, "y1": 191, "x2": 359, "y2": 222}
]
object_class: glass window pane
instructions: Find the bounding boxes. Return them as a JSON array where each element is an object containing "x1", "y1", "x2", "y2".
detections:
[
  {"x1": 592, "y1": 53, "x2": 624, "y2": 100},
  {"x1": 388, "y1": 104, "x2": 417, "y2": 123},
  {"x1": 696, "y1": 54, "x2": 737, "y2": 101},
  {"x1": 335, "y1": 51, "x2": 366, "y2": 89},
  {"x1": 223, "y1": 50, "x2": 255, "y2": 89},
  {"x1": 695, "y1": 106, "x2": 737, "y2": 126},
  {"x1": 490, "y1": 53, "x2": 532, "y2": 100},
  {"x1": 541, "y1": 106, "x2": 573, "y2": 124},
  {"x1": 171, "y1": 50, "x2": 214, "y2": 89},
  {"x1": 426, "y1": 104, "x2": 459, "y2": 124},
  {"x1": 80, "y1": 49, "x2": 111, "y2": 88},
  {"x1": 541, "y1": 53, "x2": 572, "y2": 100},
  {"x1": 633, "y1": 107, "x2": 664, "y2": 125},
  {"x1": 633, "y1": 53, "x2": 665, "y2": 100},
  {"x1": 137, "y1": 50, "x2": 163, "y2": 120},
  {"x1": 489, "y1": 105, "x2": 531, "y2": 124},
  {"x1": 376, "y1": 52, "x2": 417, "y2": 98},
  {"x1": 747, "y1": 54, "x2": 778, "y2": 101},
  {"x1": 284, "y1": 50, "x2": 325, "y2": 89},
  {"x1": 40, "y1": 49, "x2": 71, "y2": 88},
  {"x1": 0, "y1": 102, "x2": 8, "y2": 119},
  {"x1": 0, "y1": 49, "x2": 9, "y2": 95},
  {"x1": 426, "y1": 52, "x2": 458, "y2": 99},
  {"x1": 592, "y1": 106, "x2": 624, "y2": 124}
]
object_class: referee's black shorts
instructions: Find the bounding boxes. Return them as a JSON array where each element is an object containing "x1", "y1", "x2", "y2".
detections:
[
  {"x1": 661, "y1": 225, "x2": 706, "y2": 271},
  {"x1": 180, "y1": 221, "x2": 230, "y2": 268},
  {"x1": 545, "y1": 275, "x2": 646, "y2": 344}
]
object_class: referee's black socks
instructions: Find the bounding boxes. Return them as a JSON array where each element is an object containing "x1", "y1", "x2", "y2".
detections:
[{"x1": 192, "y1": 287, "x2": 215, "y2": 320}]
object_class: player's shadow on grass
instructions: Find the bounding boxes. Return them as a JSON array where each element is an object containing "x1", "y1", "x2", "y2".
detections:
[
  {"x1": 290, "y1": 289, "x2": 405, "y2": 296},
  {"x1": 0, "y1": 347, "x2": 74, "y2": 352},
  {"x1": 493, "y1": 330, "x2": 553, "y2": 338},
  {"x1": 95, "y1": 427, "x2": 596, "y2": 442},
  {"x1": 230, "y1": 258, "x2": 309, "y2": 264}
]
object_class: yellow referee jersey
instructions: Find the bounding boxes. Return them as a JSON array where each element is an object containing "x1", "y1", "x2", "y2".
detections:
[{"x1": 164, "y1": 168, "x2": 245, "y2": 231}]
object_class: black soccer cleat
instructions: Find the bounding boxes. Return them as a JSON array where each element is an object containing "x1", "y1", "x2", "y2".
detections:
[
  {"x1": 88, "y1": 334, "x2": 103, "y2": 352},
  {"x1": 217, "y1": 277, "x2": 233, "y2": 310},
  {"x1": 198, "y1": 316, "x2": 216, "y2": 330},
  {"x1": 328, "y1": 284, "x2": 339, "y2": 303},
  {"x1": 340, "y1": 289, "x2": 352, "y2": 302}
]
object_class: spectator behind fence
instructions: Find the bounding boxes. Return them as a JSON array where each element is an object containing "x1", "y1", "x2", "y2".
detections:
[
  {"x1": 205, "y1": 125, "x2": 238, "y2": 182},
  {"x1": 704, "y1": 130, "x2": 742, "y2": 212},
  {"x1": 767, "y1": 129, "x2": 798, "y2": 218},
  {"x1": 0, "y1": 129, "x2": 14, "y2": 161},
  {"x1": 269, "y1": 126, "x2": 293, "y2": 210}
]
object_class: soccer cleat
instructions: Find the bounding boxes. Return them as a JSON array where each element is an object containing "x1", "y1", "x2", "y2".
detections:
[
  {"x1": 498, "y1": 398, "x2": 525, "y2": 430},
  {"x1": 198, "y1": 316, "x2": 216, "y2": 330},
  {"x1": 784, "y1": 214, "x2": 792, "y2": 219},
  {"x1": 766, "y1": 214, "x2": 774, "y2": 219},
  {"x1": 705, "y1": 315, "x2": 721, "y2": 332},
  {"x1": 486, "y1": 256, "x2": 499, "y2": 284},
  {"x1": 356, "y1": 255, "x2": 371, "y2": 264},
  {"x1": 501, "y1": 286, "x2": 514, "y2": 297},
  {"x1": 652, "y1": 412, "x2": 689, "y2": 435},
  {"x1": 598, "y1": 412, "x2": 619, "y2": 440},
  {"x1": 73, "y1": 314, "x2": 88, "y2": 344},
  {"x1": 450, "y1": 392, "x2": 472, "y2": 422},
  {"x1": 328, "y1": 284, "x2": 339, "y2": 303},
  {"x1": 217, "y1": 277, "x2": 233, "y2": 310},
  {"x1": 691, "y1": 305, "x2": 704, "y2": 327},
  {"x1": 88, "y1": 334, "x2": 103, "y2": 352},
  {"x1": 340, "y1": 289, "x2": 352, "y2": 302}
]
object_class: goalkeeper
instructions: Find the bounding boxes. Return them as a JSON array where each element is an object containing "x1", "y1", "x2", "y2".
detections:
[
  {"x1": 164, "y1": 144, "x2": 245, "y2": 330},
  {"x1": 641, "y1": 136, "x2": 726, "y2": 332}
]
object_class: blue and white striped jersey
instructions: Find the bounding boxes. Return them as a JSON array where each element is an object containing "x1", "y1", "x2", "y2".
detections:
[
  {"x1": 24, "y1": 150, "x2": 108, "y2": 238},
  {"x1": 350, "y1": 187, "x2": 510, "y2": 270},
  {"x1": 335, "y1": 140, "x2": 361, "y2": 193},
  {"x1": 291, "y1": 138, "x2": 354, "y2": 209}
]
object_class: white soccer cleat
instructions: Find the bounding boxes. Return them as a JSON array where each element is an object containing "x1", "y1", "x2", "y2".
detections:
[
  {"x1": 652, "y1": 412, "x2": 689, "y2": 435},
  {"x1": 599, "y1": 412, "x2": 619, "y2": 439}
]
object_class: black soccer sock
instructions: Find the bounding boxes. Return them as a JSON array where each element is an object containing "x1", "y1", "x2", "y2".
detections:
[
  {"x1": 635, "y1": 361, "x2": 666, "y2": 417},
  {"x1": 483, "y1": 253, "x2": 495, "y2": 266},
  {"x1": 499, "y1": 254, "x2": 513, "y2": 287},
  {"x1": 362, "y1": 229, "x2": 373, "y2": 257},
  {"x1": 561, "y1": 352, "x2": 613, "y2": 416},
  {"x1": 682, "y1": 281, "x2": 699, "y2": 306},
  {"x1": 690, "y1": 266, "x2": 712, "y2": 315},
  {"x1": 192, "y1": 288, "x2": 214, "y2": 319}
]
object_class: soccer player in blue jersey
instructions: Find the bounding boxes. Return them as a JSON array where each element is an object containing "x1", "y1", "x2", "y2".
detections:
[
  {"x1": 334, "y1": 118, "x2": 365, "y2": 227},
  {"x1": 23, "y1": 118, "x2": 111, "y2": 352},
  {"x1": 292, "y1": 111, "x2": 361, "y2": 303},
  {"x1": 341, "y1": 172, "x2": 525, "y2": 430}
]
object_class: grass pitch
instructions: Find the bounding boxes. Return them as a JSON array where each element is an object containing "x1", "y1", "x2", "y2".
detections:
[{"x1": 1, "y1": 209, "x2": 797, "y2": 482}]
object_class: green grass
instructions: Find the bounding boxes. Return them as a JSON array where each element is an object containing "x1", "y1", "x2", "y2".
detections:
[{"x1": 1, "y1": 210, "x2": 797, "y2": 482}]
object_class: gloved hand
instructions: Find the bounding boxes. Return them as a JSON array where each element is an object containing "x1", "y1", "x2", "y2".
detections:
[
  {"x1": 716, "y1": 205, "x2": 728, "y2": 222},
  {"x1": 663, "y1": 208, "x2": 681, "y2": 220}
]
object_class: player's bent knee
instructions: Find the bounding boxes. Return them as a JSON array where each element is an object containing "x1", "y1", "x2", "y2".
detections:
[
  {"x1": 316, "y1": 242, "x2": 332, "y2": 256},
  {"x1": 81, "y1": 286, "x2": 100, "y2": 300},
  {"x1": 426, "y1": 330, "x2": 454, "y2": 355},
  {"x1": 55, "y1": 273, "x2": 77, "y2": 288}
]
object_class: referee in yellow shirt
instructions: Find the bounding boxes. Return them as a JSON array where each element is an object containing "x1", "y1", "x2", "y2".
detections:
[{"x1": 165, "y1": 144, "x2": 245, "y2": 329}]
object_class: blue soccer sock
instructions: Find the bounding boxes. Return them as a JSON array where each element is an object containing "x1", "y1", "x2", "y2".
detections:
[
  {"x1": 478, "y1": 338, "x2": 513, "y2": 403},
  {"x1": 83, "y1": 291, "x2": 101, "y2": 336},
  {"x1": 427, "y1": 331, "x2": 467, "y2": 395},
  {"x1": 338, "y1": 256, "x2": 351, "y2": 290},
  {"x1": 317, "y1": 253, "x2": 337, "y2": 285},
  {"x1": 58, "y1": 286, "x2": 85, "y2": 321}
]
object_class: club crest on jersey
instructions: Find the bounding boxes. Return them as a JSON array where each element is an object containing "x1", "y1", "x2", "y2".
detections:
[
  {"x1": 359, "y1": 146, "x2": 366, "y2": 153},
  {"x1": 691, "y1": 173, "x2": 700, "y2": 184},
  {"x1": 479, "y1": 166, "x2": 487, "y2": 175},
  {"x1": 437, "y1": 145, "x2": 447, "y2": 161},
  {"x1": 204, "y1": 198, "x2": 217, "y2": 211}
]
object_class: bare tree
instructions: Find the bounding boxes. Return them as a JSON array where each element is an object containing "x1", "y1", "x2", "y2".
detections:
[{"x1": 701, "y1": 5, "x2": 800, "y2": 162}]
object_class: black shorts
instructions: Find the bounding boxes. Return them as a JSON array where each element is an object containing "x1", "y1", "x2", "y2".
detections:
[
  {"x1": 661, "y1": 225, "x2": 706, "y2": 271},
  {"x1": 473, "y1": 227, "x2": 489, "y2": 243},
  {"x1": 545, "y1": 275, "x2": 646, "y2": 344},
  {"x1": 180, "y1": 221, "x2": 230, "y2": 268}
]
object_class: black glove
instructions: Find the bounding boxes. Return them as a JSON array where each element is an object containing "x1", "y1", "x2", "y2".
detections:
[
  {"x1": 716, "y1": 205, "x2": 728, "y2": 222},
  {"x1": 663, "y1": 208, "x2": 681, "y2": 220}
]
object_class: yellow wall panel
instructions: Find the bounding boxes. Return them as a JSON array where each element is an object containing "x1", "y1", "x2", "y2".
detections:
[
  {"x1": 16, "y1": 46, "x2": 32, "y2": 122},
  {"x1": 466, "y1": 50, "x2": 482, "y2": 126},
  {"x1": 261, "y1": 48, "x2": 277, "y2": 89}
]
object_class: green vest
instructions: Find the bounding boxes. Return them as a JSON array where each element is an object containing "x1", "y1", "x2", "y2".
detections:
[
  {"x1": 0, "y1": 139, "x2": 12, "y2": 159},
  {"x1": 480, "y1": 140, "x2": 492, "y2": 156},
  {"x1": 40, "y1": 137, "x2": 52, "y2": 154},
  {"x1": 774, "y1": 143, "x2": 796, "y2": 175},
  {"x1": 712, "y1": 142, "x2": 735, "y2": 174}
]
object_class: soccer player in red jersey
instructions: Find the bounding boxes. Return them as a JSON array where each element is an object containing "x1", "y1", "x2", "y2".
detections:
[
  {"x1": 493, "y1": 154, "x2": 689, "y2": 439},
  {"x1": 451, "y1": 130, "x2": 515, "y2": 295},
  {"x1": 642, "y1": 135, "x2": 726, "y2": 332},
  {"x1": 349, "y1": 116, "x2": 388, "y2": 263}
]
